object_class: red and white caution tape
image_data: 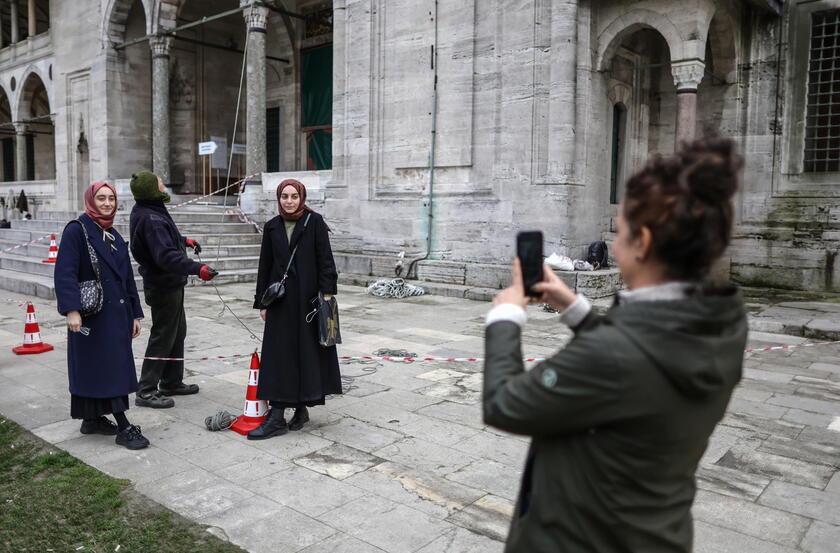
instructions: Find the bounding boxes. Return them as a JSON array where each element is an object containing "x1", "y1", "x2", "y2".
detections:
[
  {"x1": 136, "y1": 353, "x2": 252, "y2": 362},
  {"x1": 168, "y1": 173, "x2": 260, "y2": 210},
  {"x1": 133, "y1": 340, "x2": 840, "y2": 363},
  {"x1": 1, "y1": 233, "x2": 52, "y2": 253},
  {"x1": 744, "y1": 340, "x2": 840, "y2": 354},
  {"x1": 225, "y1": 208, "x2": 263, "y2": 234}
]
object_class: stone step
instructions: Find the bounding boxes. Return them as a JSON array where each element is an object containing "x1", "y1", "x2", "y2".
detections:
[
  {"x1": 10, "y1": 220, "x2": 257, "y2": 235},
  {"x1": 0, "y1": 252, "x2": 259, "y2": 277},
  {"x1": 0, "y1": 268, "x2": 56, "y2": 300},
  {"x1": 112, "y1": 211, "x2": 243, "y2": 223},
  {"x1": 333, "y1": 252, "x2": 624, "y2": 298},
  {"x1": 0, "y1": 265, "x2": 259, "y2": 301}
]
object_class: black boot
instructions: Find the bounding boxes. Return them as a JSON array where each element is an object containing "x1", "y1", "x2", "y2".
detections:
[
  {"x1": 247, "y1": 408, "x2": 288, "y2": 440},
  {"x1": 288, "y1": 406, "x2": 310, "y2": 431}
]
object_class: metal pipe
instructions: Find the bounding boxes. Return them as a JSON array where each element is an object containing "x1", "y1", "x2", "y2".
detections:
[
  {"x1": 172, "y1": 35, "x2": 289, "y2": 63},
  {"x1": 406, "y1": 0, "x2": 439, "y2": 279},
  {"x1": 114, "y1": 5, "x2": 252, "y2": 50}
]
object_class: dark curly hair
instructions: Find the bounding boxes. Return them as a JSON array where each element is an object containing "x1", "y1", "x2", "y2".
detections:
[{"x1": 622, "y1": 137, "x2": 743, "y2": 281}]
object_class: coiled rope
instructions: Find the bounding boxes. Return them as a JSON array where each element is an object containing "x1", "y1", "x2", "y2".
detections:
[{"x1": 366, "y1": 278, "x2": 425, "y2": 299}]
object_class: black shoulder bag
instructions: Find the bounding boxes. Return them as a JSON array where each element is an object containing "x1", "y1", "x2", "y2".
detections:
[
  {"x1": 72, "y1": 219, "x2": 105, "y2": 317},
  {"x1": 260, "y1": 213, "x2": 311, "y2": 308}
]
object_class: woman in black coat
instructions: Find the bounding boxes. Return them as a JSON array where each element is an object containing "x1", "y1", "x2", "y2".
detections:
[
  {"x1": 249, "y1": 179, "x2": 341, "y2": 440},
  {"x1": 54, "y1": 182, "x2": 150, "y2": 450}
]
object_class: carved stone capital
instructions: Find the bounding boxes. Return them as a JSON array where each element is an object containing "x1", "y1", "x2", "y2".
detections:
[
  {"x1": 150, "y1": 35, "x2": 173, "y2": 58},
  {"x1": 242, "y1": 3, "x2": 269, "y2": 32},
  {"x1": 671, "y1": 59, "x2": 705, "y2": 92}
]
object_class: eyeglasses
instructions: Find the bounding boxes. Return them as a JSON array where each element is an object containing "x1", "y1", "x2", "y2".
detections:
[{"x1": 79, "y1": 326, "x2": 91, "y2": 336}]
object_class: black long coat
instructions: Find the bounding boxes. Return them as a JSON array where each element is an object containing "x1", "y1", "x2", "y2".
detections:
[
  {"x1": 253, "y1": 212, "x2": 341, "y2": 404},
  {"x1": 54, "y1": 214, "x2": 144, "y2": 398}
]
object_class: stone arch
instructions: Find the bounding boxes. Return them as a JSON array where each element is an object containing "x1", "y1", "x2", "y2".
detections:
[
  {"x1": 704, "y1": 3, "x2": 740, "y2": 82},
  {"x1": 15, "y1": 66, "x2": 52, "y2": 121},
  {"x1": 155, "y1": 0, "x2": 180, "y2": 33},
  {"x1": 597, "y1": 9, "x2": 685, "y2": 72},
  {"x1": 103, "y1": 0, "x2": 153, "y2": 44}
]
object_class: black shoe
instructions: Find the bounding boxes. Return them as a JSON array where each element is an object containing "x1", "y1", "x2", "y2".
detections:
[
  {"x1": 158, "y1": 383, "x2": 200, "y2": 396},
  {"x1": 247, "y1": 409, "x2": 288, "y2": 440},
  {"x1": 288, "y1": 407, "x2": 310, "y2": 431},
  {"x1": 80, "y1": 417, "x2": 119, "y2": 436},
  {"x1": 115, "y1": 425, "x2": 150, "y2": 450},
  {"x1": 135, "y1": 392, "x2": 175, "y2": 409}
]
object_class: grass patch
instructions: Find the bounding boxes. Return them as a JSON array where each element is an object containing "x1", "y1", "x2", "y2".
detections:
[{"x1": 0, "y1": 414, "x2": 246, "y2": 553}]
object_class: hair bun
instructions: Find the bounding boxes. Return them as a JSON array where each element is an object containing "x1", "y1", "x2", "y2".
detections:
[{"x1": 679, "y1": 137, "x2": 743, "y2": 204}]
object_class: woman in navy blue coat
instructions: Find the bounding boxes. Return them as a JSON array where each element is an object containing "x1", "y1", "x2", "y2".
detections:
[{"x1": 54, "y1": 182, "x2": 150, "y2": 449}]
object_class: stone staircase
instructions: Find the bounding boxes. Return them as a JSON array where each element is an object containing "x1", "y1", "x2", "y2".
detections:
[{"x1": 0, "y1": 199, "x2": 262, "y2": 300}]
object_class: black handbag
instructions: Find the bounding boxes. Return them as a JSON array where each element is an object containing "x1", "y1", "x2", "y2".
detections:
[
  {"x1": 260, "y1": 213, "x2": 311, "y2": 308},
  {"x1": 72, "y1": 219, "x2": 104, "y2": 317},
  {"x1": 306, "y1": 293, "x2": 342, "y2": 347}
]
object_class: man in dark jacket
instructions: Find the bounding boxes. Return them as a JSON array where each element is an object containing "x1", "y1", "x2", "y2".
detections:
[{"x1": 129, "y1": 171, "x2": 218, "y2": 408}]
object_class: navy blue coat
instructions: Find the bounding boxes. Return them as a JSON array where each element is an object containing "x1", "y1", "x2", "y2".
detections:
[{"x1": 54, "y1": 214, "x2": 144, "y2": 398}]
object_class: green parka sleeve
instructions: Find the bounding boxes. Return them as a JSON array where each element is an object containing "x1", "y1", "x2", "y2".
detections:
[{"x1": 482, "y1": 319, "x2": 625, "y2": 437}]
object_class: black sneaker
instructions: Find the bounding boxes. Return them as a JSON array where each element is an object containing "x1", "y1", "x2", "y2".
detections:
[
  {"x1": 80, "y1": 417, "x2": 119, "y2": 436},
  {"x1": 288, "y1": 407, "x2": 310, "y2": 431},
  {"x1": 115, "y1": 425, "x2": 150, "y2": 450},
  {"x1": 158, "y1": 383, "x2": 200, "y2": 396},
  {"x1": 135, "y1": 392, "x2": 175, "y2": 409}
]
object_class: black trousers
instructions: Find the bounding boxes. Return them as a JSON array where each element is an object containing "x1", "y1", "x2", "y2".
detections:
[{"x1": 138, "y1": 287, "x2": 187, "y2": 395}]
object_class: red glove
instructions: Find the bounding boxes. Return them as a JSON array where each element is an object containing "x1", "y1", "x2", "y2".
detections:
[
  {"x1": 199, "y1": 265, "x2": 218, "y2": 281},
  {"x1": 185, "y1": 238, "x2": 201, "y2": 254}
]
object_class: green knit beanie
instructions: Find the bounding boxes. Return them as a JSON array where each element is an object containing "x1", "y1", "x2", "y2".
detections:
[{"x1": 130, "y1": 171, "x2": 171, "y2": 203}]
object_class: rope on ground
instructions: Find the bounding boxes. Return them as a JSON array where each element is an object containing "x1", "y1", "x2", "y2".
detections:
[
  {"x1": 205, "y1": 410, "x2": 236, "y2": 431},
  {"x1": 366, "y1": 278, "x2": 425, "y2": 299},
  {"x1": 196, "y1": 250, "x2": 262, "y2": 343},
  {"x1": 334, "y1": 358, "x2": 380, "y2": 394},
  {"x1": 374, "y1": 348, "x2": 418, "y2": 359}
]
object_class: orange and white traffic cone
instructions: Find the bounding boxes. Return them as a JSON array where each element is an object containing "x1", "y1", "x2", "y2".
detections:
[
  {"x1": 12, "y1": 302, "x2": 54, "y2": 355},
  {"x1": 230, "y1": 352, "x2": 268, "y2": 435},
  {"x1": 41, "y1": 235, "x2": 58, "y2": 263}
]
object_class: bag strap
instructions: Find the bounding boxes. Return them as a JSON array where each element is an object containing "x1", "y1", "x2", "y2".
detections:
[
  {"x1": 279, "y1": 213, "x2": 312, "y2": 283},
  {"x1": 72, "y1": 218, "x2": 102, "y2": 281}
]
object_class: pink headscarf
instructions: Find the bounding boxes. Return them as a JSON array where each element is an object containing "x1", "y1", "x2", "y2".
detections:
[{"x1": 84, "y1": 181, "x2": 117, "y2": 230}]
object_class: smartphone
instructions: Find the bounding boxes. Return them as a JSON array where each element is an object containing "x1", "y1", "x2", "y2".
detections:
[{"x1": 517, "y1": 231, "x2": 544, "y2": 297}]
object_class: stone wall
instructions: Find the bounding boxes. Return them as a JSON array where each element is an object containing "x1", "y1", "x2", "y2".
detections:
[{"x1": 728, "y1": 4, "x2": 840, "y2": 292}]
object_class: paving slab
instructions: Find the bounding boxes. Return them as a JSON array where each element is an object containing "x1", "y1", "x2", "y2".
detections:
[{"x1": 0, "y1": 283, "x2": 839, "y2": 552}]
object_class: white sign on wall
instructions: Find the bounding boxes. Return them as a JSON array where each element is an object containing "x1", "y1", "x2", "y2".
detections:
[{"x1": 198, "y1": 141, "x2": 217, "y2": 155}]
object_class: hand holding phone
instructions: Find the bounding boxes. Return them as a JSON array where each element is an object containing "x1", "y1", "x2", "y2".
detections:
[{"x1": 517, "y1": 231, "x2": 544, "y2": 297}]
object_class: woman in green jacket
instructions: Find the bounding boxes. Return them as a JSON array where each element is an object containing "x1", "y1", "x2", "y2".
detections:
[{"x1": 483, "y1": 137, "x2": 747, "y2": 553}]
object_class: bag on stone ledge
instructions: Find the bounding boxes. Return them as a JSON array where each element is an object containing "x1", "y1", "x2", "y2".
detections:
[{"x1": 586, "y1": 241, "x2": 609, "y2": 270}]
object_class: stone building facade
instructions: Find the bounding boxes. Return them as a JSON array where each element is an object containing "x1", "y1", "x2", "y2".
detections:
[{"x1": 1, "y1": 0, "x2": 839, "y2": 291}]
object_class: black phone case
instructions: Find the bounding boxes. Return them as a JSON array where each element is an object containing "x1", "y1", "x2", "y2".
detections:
[{"x1": 517, "y1": 231, "x2": 543, "y2": 297}]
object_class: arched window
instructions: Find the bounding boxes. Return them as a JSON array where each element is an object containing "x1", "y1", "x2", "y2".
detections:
[{"x1": 610, "y1": 103, "x2": 626, "y2": 205}]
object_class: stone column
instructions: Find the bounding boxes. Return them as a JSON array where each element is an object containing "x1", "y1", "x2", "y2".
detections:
[
  {"x1": 14, "y1": 123, "x2": 27, "y2": 182},
  {"x1": 242, "y1": 2, "x2": 269, "y2": 175},
  {"x1": 150, "y1": 35, "x2": 172, "y2": 184},
  {"x1": 11, "y1": 0, "x2": 19, "y2": 43},
  {"x1": 671, "y1": 60, "x2": 705, "y2": 146},
  {"x1": 27, "y1": 0, "x2": 35, "y2": 37}
]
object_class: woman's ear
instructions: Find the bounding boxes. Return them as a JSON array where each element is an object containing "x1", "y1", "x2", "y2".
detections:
[{"x1": 635, "y1": 225, "x2": 654, "y2": 262}]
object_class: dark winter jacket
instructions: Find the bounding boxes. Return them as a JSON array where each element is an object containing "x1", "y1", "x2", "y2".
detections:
[
  {"x1": 483, "y1": 287, "x2": 747, "y2": 553},
  {"x1": 129, "y1": 200, "x2": 202, "y2": 291},
  {"x1": 54, "y1": 214, "x2": 144, "y2": 398},
  {"x1": 253, "y1": 212, "x2": 341, "y2": 404}
]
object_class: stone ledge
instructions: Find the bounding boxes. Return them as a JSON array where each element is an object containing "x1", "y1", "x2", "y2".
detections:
[{"x1": 334, "y1": 252, "x2": 624, "y2": 300}]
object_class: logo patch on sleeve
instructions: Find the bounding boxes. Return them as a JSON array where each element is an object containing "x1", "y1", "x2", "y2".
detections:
[{"x1": 541, "y1": 368, "x2": 558, "y2": 388}]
